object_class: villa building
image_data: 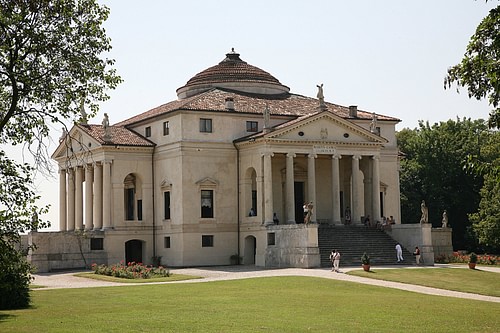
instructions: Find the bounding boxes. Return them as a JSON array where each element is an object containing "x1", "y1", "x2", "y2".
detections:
[{"x1": 30, "y1": 49, "x2": 418, "y2": 271}]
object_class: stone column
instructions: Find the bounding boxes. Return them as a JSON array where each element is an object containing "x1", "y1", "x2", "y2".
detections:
[
  {"x1": 307, "y1": 153, "x2": 317, "y2": 223},
  {"x1": 351, "y1": 155, "x2": 361, "y2": 224},
  {"x1": 75, "y1": 166, "x2": 84, "y2": 230},
  {"x1": 372, "y1": 155, "x2": 381, "y2": 223},
  {"x1": 67, "y1": 168, "x2": 75, "y2": 231},
  {"x1": 59, "y1": 168, "x2": 67, "y2": 231},
  {"x1": 85, "y1": 164, "x2": 94, "y2": 231},
  {"x1": 331, "y1": 154, "x2": 341, "y2": 224},
  {"x1": 263, "y1": 152, "x2": 274, "y2": 225},
  {"x1": 93, "y1": 162, "x2": 103, "y2": 229},
  {"x1": 286, "y1": 152, "x2": 296, "y2": 224},
  {"x1": 102, "y1": 160, "x2": 112, "y2": 229}
]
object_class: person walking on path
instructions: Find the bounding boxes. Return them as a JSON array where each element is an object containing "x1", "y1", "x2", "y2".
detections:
[
  {"x1": 413, "y1": 246, "x2": 421, "y2": 265},
  {"x1": 330, "y1": 249, "x2": 341, "y2": 272},
  {"x1": 395, "y1": 243, "x2": 404, "y2": 262}
]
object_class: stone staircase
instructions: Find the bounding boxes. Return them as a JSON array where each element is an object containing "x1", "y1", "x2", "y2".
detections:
[{"x1": 318, "y1": 225, "x2": 413, "y2": 267}]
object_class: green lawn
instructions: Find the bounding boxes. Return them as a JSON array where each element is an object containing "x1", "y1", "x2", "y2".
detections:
[
  {"x1": 348, "y1": 267, "x2": 500, "y2": 297},
  {"x1": 2, "y1": 276, "x2": 499, "y2": 333}
]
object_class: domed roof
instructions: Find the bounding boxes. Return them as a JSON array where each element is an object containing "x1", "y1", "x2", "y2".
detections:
[{"x1": 176, "y1": 49, "x2": 289, "y2": 99}]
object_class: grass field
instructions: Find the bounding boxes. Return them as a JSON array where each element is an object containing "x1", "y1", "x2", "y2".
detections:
[
  {"x1": 2, "y1": 275, "x2": 499, "y2": 333},
  {"x1": 347, "y1": 267, "x2": 500, "y2": 297}
]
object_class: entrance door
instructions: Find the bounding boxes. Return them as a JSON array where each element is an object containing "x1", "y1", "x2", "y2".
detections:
[
  {"x1": 125, "y1": 240, "x2": 143, "y2": 264},
  {"x1": 294, "y1": 182, "x2": 305, "y2": 223}
]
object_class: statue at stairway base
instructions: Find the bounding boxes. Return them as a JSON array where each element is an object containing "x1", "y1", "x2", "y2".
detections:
[
  {"x1": 420, "y1": 200, "x2": 429, "y2": 224},
  {"x1": 304, "y1": 202, "x2": 314, "y2": 225}
]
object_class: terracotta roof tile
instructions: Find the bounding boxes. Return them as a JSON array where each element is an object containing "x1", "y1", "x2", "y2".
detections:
[
  {"x1": 116, "y1": 88, "x2": 400, "y2": 127},
  {"x1": 78, "y1": 124, "x2": 154, "y2": 147}
]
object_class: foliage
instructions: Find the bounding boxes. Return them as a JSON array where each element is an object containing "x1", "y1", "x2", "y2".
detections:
[
  {"x1": 0, "y1": 151, "x2": 48, "y2": 309},
  {"x1": 434, "y1": 252, "x2": 498, "y2": 265},
  {"x1": 469, "y1": 252, "x2": 478, "y2": 264},
  {"x1": 397, "y1": 118, "x2": 490, "y2": 250},
  {"x1": 0, "y1": 0, "x2": 120, "y2": 309},
  {"x1": 0, "y1": 238, "x2": 34, "y2": 309},
  {"x1": 444, "y1": 5, "x2": 500, "y2": 129},
  {"x1": 469, "y1": 156, "x2": 500, "y2": 251},
  {"x1": 91, "y1": 261, "x2": 170, "y2": 279},
  {"x1": 0, "y1": 0, "x2": 122, "y2": 155},
  {"x1": 361, "y1": 252, "x2": 370, "y2": 265}
]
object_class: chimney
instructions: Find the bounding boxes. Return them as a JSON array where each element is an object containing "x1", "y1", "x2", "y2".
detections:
[
  {"x1": 225, "y1": 97, "x2": 234, "y2": 111},
  {"x1": 349, "y1": 105, "x2": 358, "y2": 118}
]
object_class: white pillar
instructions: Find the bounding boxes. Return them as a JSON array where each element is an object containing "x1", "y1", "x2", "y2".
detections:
[
  {"x1": 67, "y1": 168, "x2": 75, "y2": 231},
  {"x1": 331, "y1": 154, "x2": 341, "y2": 224},
  {"x1": 263, "y1": 152, "x2": 274, "y2": 225},
  {"x1": 93, "y1": 162, "x2": 103, "y2": 229},
  {"x1": 307, "y1": 153, "x2": 317, "y2": 223},
  {"x1": 102, "y1": 160, "x2": 112, "y2": 229},
  {"x1": 59, "y1": 168, "x2": 67, "y2": 231},
  {"x1": 372, "y1": 155, "x2": 381, "y2": 223},
  {"x1": 351, "y1": 155, "x2": 361, "y2": 224},
  {"x1": 85, "y1": 164, "x2": 94, "y2": 231},
  {"x1": 75, "y1": 166, "x2": 84, "y2": 230},
  {"x1": 286, "y1": 152, "x2": 296, "y2": 224}
]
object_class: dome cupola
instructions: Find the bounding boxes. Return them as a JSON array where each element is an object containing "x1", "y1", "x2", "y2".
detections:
[{"x1": 176, "y1": 48, "x2": 290, "y2": 99}]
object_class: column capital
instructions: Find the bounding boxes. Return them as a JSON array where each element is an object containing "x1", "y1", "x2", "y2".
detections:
[
  {"x1": 308, "y1": 153, "x2": 318, "y2": 159},
  {"x1": 286, "y1": 152, "x2": 296, "y2": 158},
  {"x1": 372, "y1": 155, "x2": 380, "y2": 161},
  {"x1": 261, "y1": 151, "x2": 274, "y2": 158},
  {"x1": 332, "y1": 153, "x2": 342, "y2": 160},
  {"x1": 352, "y1": 154, "x2": 362, "y2": 161},
  {"x1": 84, "y1": 164, "x2": 94, "y2": 171},
  {"x1": 58, "y1": 167, "x2": 67, "y2": 174}
]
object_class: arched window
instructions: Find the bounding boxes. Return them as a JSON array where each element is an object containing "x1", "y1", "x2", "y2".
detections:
[{"x1": 124, "y1": 174, "x2": 136, "y2": 221}]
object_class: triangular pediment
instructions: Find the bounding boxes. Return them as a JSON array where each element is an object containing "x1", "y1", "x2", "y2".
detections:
[
  {"x1": 51, "y1": 125, "x2": 102, "y2": 160},
  {"x1": 195, "y1": 177, "x2": 218, "y2": 187},
  {"x1": 265, "y1": 111, "x2": 387, "y2": 144}
]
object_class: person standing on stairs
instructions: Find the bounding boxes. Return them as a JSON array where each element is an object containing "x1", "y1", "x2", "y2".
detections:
[{"x1": 395, "y1": 243, "x2": 404, "y2": 263}]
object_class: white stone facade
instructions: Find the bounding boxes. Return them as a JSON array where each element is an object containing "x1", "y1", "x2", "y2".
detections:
[{"x1": 31, "y1": 50, "x2": 411, "y2": 272}]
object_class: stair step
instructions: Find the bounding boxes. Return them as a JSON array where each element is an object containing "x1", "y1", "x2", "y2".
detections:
[{"x1": 318, "y1": 225, "x2": 413, "y2": 267}]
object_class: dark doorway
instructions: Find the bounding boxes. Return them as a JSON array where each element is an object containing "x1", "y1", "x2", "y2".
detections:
[
  {"x1": 125, "y1": 240, "x2": 143, "y2": 264},
  {"x1": 294, "y1": 182, "x2": 305, "y2": 223}
]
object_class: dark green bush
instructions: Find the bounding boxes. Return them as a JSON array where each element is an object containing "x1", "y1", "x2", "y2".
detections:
[{"x1": 0, "y1": 240, "x2": 34, "y2": 309}]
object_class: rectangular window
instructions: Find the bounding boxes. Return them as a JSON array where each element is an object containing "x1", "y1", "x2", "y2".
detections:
[
  {"x1": 164, "y1": 236, "x2": 171, "y2": 248},
  {"x1": 246, "y1": 121, "x2": 258, "y2": 132},
  {"x1": 201, "y1": 190, "x2": 214, "y2": 218},
  {"x1": 137, "y1": 199, "x2": 142, "y2": 221},
  {"x1": 267, "y1": 233, "x2": 275, "y2": 246},
  {"x1": 200, "y1": 118, "x2": 212, "y2": 133},
  {"x1": 90, "y1": 238, "x2": 104, "y2": 250},
  {"x1": 251, "y1": 190, "x2": 257, "y2": 215},
  {"x1": 126, "y1": 188, "x2": 134, "y2": 220},
  {"x1": 202, "y1": 235, "x2": 214, "y2": 247},
  {"x1": 163, "y1": 121, "x2": 169, "y2": 135},
  {"x1": 145, "y1": 126, "x2": 151, "y2": 137},
  {"x1": 164, "y1": 191, "x2": 171, "y2": 220}
]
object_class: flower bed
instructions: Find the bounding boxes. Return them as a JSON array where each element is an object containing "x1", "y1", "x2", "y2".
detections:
[
  {"x1": 91, "y1": 261, "x2": 171, "y2": 279},
  {"x1": 435, "y1": 252, "x2": 498, "y2": 265}
]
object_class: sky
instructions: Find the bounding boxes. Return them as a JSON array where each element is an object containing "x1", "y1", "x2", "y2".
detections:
[{"x1": 9, "y1": 0, "x2": 499, "y2": 230}]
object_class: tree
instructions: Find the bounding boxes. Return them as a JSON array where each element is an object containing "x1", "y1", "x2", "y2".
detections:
[
  {"x1": 444, "y1": 5, "x2": 500, "y2": 129},
  {"x1": 397, "y1": 119, "x2": 488, "y2": 250},
  {"x1": 468, "y1": 130, "x2": 500, "y2": 252},
  {"x1": 0, "y1": 0, "x2": 121, "y2": 309}
]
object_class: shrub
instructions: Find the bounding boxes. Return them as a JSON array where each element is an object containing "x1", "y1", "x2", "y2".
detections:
[
  {"x1": 0, "y1": 241, "x2": 34, "y2": 309},
  {"x1": 434, "y1": 252, "x2": 498, "y2": 265},
  {"x1": 361, "y1": 252, "x2": 370, "y2": 265},
  {"x1": 91, "y1": 261, "x2": 170, "y2": 279}
]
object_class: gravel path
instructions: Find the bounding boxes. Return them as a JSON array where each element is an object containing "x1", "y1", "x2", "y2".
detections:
[{"x1": 32, "y1": 264, "x2": 500, "y2": 303}]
